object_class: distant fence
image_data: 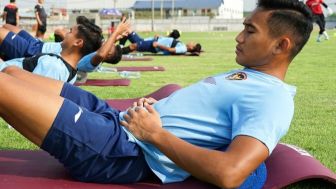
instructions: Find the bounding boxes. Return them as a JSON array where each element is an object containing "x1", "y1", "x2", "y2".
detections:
[
  {"x1": 14, "y1": 17, "x2": 336, "y2": 35},
  {"x1": 16, "y1": 17, "x2": 244, "y2": 34},
  {"x1": 132, "y1": 17, "x2": 244, "y2": 32},
  {"x1": 326, "y1": 21, "x2": 336, "y2": 29}
]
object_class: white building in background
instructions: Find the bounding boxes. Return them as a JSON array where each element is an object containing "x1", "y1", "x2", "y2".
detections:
[
  {"x1": 132, "y1": 0, "x2": 243, "y2": 19},
  {"x1": 64, "y1": 0, "x2": 135, "y2": 10},
  {"x1": 217, "y1": 0, "x2": 243, "y2": 19}
]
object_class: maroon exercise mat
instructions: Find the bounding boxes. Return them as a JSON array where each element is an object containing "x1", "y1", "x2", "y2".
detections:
[
  {"x1": 75, "y1": 79, "x2": 131, "y2": 87},
  {"x1": 263, "y1": 143, "x2": 336, "y2": 188},
  {"x1": 116, "y1": 66, "x2": 165, "y2": 72},
  {"x1": 121, "y1": 55, "x2": 153, "y2": 61},
  {"x1": 1, "y1": 144, "x2": 335, "y2": 189},
  {"x1": 0, "y1": 150, "x2": 216, "y2": 189},
  {"x1": 106, "y1": 84, "x2": 182, "y2": 110}
]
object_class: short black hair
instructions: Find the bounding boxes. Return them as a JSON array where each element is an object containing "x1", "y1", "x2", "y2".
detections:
[
  {"x1": 10, "y1": 0, "x2": 15, "y2": 3},
  {"x1": 191, "y1": 43, "x2": 202, "y2": 53},
  {"x1": 104, "y1": 45, "x2": 122, "y2": 64},
  {"x1": 76, "y1": 16, "x2": 104, "y2": 56},
  {"x1": 257, "y1": 0, "x2": 313, "y2": 60},
  {"x1": 168, "y1": 29, "x2": 180, "y2": 39}
]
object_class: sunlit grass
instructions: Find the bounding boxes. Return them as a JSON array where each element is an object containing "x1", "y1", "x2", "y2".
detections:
[{"x1": 0, "y1": 30, "x2": 335, "y2": 188}]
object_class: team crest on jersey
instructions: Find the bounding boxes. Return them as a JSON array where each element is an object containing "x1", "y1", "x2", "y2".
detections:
[{"x1": 226, "y1": 72, "x2": 247, "y2": 80}]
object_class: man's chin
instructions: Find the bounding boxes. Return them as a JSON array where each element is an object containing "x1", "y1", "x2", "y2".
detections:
[{"x1": 235, "y1": 57, "x2": 244, "y2": 66}]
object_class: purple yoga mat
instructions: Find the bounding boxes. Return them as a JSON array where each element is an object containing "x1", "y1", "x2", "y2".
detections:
[
  {"x1": 121, "y1": 55, "x2": 153, "y2": 61},
  {"x1": 1, "y1": 144, "x2": 334, "y2": 189},
  {"x1": 74, "y1": 79, "x2": 131, "y2": 86},
  {"x1": 264, "y1": 143, "x2": 336, "y2": 188},
  {"x1": 0, "y1": 150, "x2": 217, "y2": 189},
  {"x1": 106, "y1": 84, "x2": 182, "y2": 110}
]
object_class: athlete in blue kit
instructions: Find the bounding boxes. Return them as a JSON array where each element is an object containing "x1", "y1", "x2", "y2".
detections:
[
  {"x1": 121, "y1": 31, "x2": 201, "y2": 55},
  {"x1": 0, "y1": 16, "x2": 129, "y2": 83},
  {"x1": 0, "y1": 0, "x2": 313, "y2": 188},
  {"x1": 0, "y1": 16, "x2": 103, "y2": 83}
]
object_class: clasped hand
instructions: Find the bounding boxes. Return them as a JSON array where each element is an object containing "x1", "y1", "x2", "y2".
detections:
[{"x1": 120, "y1": 98, "x2": 162, "y2": 142}]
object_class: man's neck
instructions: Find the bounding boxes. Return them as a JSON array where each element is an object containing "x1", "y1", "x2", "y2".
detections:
[
  {"x1": 60, "y1": 50, "x2": 82, "y2": 69},
  {"x1": 247, "y1": 59, "x2": 290, "y2": 81}
]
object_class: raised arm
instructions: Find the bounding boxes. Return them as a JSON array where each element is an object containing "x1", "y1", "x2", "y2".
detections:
[
  {"x1": 91, "y1": 17, "x2": 130, "y2": 66},
  {"x1": 120, "y1": 104, "x2": 268, "y2": 188},
  {"x1": 322, "y1": 2, "x2": 328, "y2": 8}
]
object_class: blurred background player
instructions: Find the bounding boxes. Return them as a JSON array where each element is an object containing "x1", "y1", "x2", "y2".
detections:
[
  {"x1": 34, "y1": 0, "x2": 48, "y2": 40},
  {"x1": 2, "y1": 0, "x2": 19, "y2": 26},
  {"x1": 306, "y1": 0, "x2": 333, "y2": 42}
]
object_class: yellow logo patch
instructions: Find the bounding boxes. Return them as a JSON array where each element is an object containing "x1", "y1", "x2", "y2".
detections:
[{"x1": 226, "y1": 72, "x2": 247, "y2": 80}]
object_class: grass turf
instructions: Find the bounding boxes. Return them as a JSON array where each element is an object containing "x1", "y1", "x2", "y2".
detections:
[{"x1": 0, "y1": 30, "x2": 335, "y2": 188}]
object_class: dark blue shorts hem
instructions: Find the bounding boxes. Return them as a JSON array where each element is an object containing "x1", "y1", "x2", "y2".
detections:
[
  {"x1": 0, "y1": 31, "x2": 43, "y2": 60},
  {"x1": 41, "y1": 86, "x2": 151, "y2": 183}
]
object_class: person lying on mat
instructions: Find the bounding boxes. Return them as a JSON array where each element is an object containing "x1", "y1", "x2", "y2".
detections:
[
  {"x1": 50, "y1": 17, "x2": 129, "y2": 75},
  {"x1": 121, "y1": 30, "x2": 201, "y2": 56},
  {"x1": 0, "y1": 0, "x2": 313, "y2": 188},
  {"x1": 74, "y1": 17, "x2": 130, "y2": 82},
  {"x1": 0, "y1": 16, "x2": 129, "y2": 83},
  {"x1": 76, "y1": 17, "x2": 130, "y2": 73},
  {"x1": 0, "y1": 16, "x2": 103, "y2": 84}
]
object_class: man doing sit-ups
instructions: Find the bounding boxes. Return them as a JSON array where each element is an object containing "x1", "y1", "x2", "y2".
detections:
[
  {"x1": 0, "y1": 16, "x2": 103, "y2": 83},
  {"x1": 0, "y1": 0, "x2": 313, "y2": 188}
]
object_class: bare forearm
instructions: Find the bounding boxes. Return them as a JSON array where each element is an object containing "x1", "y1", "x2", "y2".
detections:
[
  {"x1": 16, "y1": 15, "x2": 19, "y2": 25},
  {"x1": 35, "y1": 14, "x2": 42, "y2": 25},
  {"x1": 150, "y1": 130, "x2": 243, "y2": 188},
  {"x1": 92, "y1": 33, "x2": 118, "y2": 65},
  {"x1": 93, "y1": 19, "x2": 129, "y2": 65},
  {"x1": 121, "y1": 105, "x2": 268, "y2": 188}
]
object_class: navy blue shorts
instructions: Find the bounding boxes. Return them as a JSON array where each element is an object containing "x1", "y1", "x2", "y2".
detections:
[
  {"x1": 0, "y1": 30, "x2": 43, "y2": 60},
  {"x1": 136, "y1": 40, "x2": 157, "y2": 53},
  {"x1": 128, "y1": 32, "x2": 157, "y2": 53},
  {"x1": 41, "y1": 83, "x2": 152, "y2": 183}
]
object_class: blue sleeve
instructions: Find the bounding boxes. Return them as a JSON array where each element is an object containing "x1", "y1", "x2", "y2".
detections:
[
  {"x1": 174, "y1": 43, "x2": 187, "y2": 54},
  {"x1": 231, "y1": 89, "x2": 294, "y2": 154},
  {"x1": 77, "y1": 52, "x2": 98, "y2": 72}
]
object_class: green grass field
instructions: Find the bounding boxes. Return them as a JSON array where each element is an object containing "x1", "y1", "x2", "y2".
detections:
[{"x1": 0, "y1": 30, "x2": 335, "y2": 188}]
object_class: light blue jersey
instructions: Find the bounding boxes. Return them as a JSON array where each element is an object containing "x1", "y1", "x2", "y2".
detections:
[
  {"x1": 42, "y1": 42, "x2": 98, "y2": 72},
  {"x1": 77, "y1": 52, "x2": 98, "y2": 72},
  {"x1": 156, "y1": 37, "x2": 187, "y2": 54},
  {"x1": 120, "y1": 68, "x2": 296, "y2": 183},
  {"x1": 174, "y1": 42, "x2": 187, "y2": 54},
  {"x1": 0, "y1": 55, "x2": 77, "y2": 84},
  {"x1": 42, "y1": 42, "x2": 62, "y2": 54}
]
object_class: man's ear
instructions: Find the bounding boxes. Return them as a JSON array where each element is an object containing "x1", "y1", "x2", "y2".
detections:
[
  {"x1": 74, "y1": 38, "x2": 84, "y2": 48},
  {"x1": 273, "y1": 36, "x2": 291, "y2": 55}
]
